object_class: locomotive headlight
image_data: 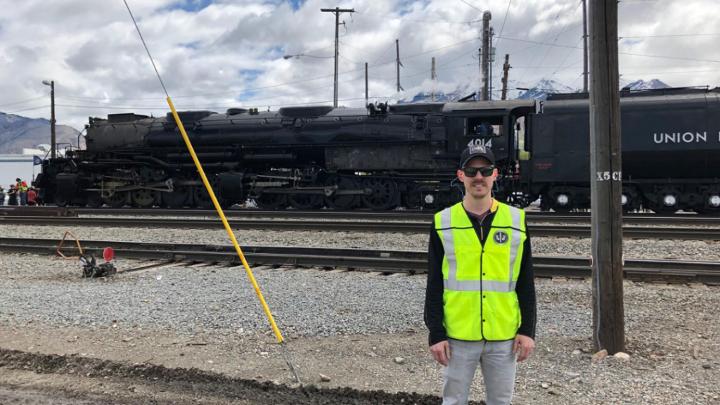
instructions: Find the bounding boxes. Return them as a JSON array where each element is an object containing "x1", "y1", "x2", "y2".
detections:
[
  {"x1": 556, "y1": 194, "x2": 569, "y2": 206},
  {"x1": 621, "y1": 194, "x2": 628, "y2": 205},
  {"x1": 709, "y1": 195, "x2": 720, "y2": 208},
  {"x1": 663, "y1": 195, "x2": 677, "y2": 206},
  {"x1": 424, "y1": 194, "x2": 435, "y2": 204}
]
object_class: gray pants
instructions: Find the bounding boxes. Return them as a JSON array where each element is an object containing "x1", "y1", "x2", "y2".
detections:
[{"x1": 442, "y1": 339, "x2": 517, "y2": 405}]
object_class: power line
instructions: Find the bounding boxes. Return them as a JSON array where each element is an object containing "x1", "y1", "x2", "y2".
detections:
[
  {"x1": 494, "y1": 0, "x2": 512, "y2": 48},
  {"x1": 0, "y1": 95, "x2": 48, "y2": 108},
  {"x1": 497, "y1": 35, "x2": 720, "y2": 63},
  {"x1": 533, "y1": 1, "x2": 582, "y2": 69},
  {"x1": 620, "y1": 33, "x2": 720, "y2": 38},
  {"x1": 4, "y1": 105, "x2": 50, "y2": 114},
  {"x1": 353, "y1": 10, "x2": 481, "y2": 25},
  {"x1": 548, "y1": 37, "x2": 585, "y2": 81},
  {"x1": 517, "y1": 2, "x2": 581, "y2": 85},
  {"x1": 459, "y1": 0, "x2": 482, "y2": 12}
]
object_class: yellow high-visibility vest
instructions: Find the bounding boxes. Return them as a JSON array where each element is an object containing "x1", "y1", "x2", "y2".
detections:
[{"x1": 434, "y1": 200, "x2": 526, "y2": 341}]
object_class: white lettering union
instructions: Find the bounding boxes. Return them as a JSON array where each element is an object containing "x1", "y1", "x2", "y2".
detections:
[{"x1": 653, "y1": 131, "x2": 707, "y2": 144}]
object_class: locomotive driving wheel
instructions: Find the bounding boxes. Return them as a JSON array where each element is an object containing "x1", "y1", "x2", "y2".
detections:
[
  {"x1": 86, "y1": 192, "x2": 103, "y2": 208},
  {"x1": 255, "y1": 193, "x2": 288, "y2": 210},
  {"x1": 162, "y1": 186, "x2": 192, "y2": 208},
  {"x1": 131, "y1": 189, "x2": 158, "y2": 208},
  {"x1": 361, "y1": 177, "x2": 399, "y2": 210},
  {"x1": 324, "y1": 176, "x2": 360, "y2": 210},
  {"x1": 194, "y1": 186, "x2": 211, "y2": 209},
  {"x1": 289, "y1": 193, "x2": 324, "y2": 209},
  {"x1": 103, "y1": 191, "x2": 128, "y2": 208},
  {"x1": 193, "y1": 177, "x2": 233, "y2": 209}
]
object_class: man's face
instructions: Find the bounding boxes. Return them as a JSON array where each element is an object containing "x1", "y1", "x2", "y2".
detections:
[{"x1": 457, "y1": 157, "x2": 497, "y2": 200}]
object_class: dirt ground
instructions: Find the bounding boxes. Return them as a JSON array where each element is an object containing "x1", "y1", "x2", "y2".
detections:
[
  {"x1": 2, "y1": 305, "x2": 719, "y2": 405},
  {"x1": 0, "y1": 325, "x2": 452, "y2": 404}
]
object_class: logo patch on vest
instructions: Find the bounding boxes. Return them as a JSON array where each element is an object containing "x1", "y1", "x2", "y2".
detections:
[{"x1": 493, "y1": 231, "x2": 509, "y2": 244}]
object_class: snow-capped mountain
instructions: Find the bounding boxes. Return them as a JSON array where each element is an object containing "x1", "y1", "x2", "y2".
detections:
[
  {"x1": 621, "y1": 79, "x2": 670, "y2": 91},
  {"x1": 517, "y1": 79, "x2": 578, "y2": 100},
  {"x1": 397, "y1": 81, "x2": 479, "y2": 104},
  {"x1": 396, "y1": 77, "x2": 673, "y2": 104}
]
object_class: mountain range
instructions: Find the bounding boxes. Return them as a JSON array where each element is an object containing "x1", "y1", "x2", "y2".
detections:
[
  {"x1": 0, "y1": 113, "x2": 80, "y2": 154},
  {"x1": 398, "y1": 78, "x2": 672, "y2": 103}
]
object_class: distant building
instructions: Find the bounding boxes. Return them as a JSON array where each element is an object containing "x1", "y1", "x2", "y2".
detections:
[{"x1": 0, "y1": 155, "x2": 37, "y2": 192}]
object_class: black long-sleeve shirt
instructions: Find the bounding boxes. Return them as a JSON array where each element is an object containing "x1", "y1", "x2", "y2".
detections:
[{"x1": 424, "y1": 206, "x2": 537, "y2": 346}]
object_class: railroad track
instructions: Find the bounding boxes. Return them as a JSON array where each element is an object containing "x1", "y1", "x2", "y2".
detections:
[
  {"x1": 0, "y1": 237, "x2": 717, "y2": 284},
  {"x1": 2, "y1": 206, "x2": 719, "y2": 225},
  {"x1": 0, "y1": 215, "x2": 718, "y2": 240}
]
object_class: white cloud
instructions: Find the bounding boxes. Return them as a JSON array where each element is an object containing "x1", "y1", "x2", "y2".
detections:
[{"x1": 0, "y1": 0, "x2": 718, "y2": 131}]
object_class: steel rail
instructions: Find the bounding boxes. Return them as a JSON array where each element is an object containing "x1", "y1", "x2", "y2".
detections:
[
  {"x1": 0, "y1": 237, "x2": 718, "y2": 284},
  {"x1": 1, "y1": 216, "x2": 719, "y2": 240},
  {"x1": 2, "y1": 206, "x2": 720, "y2": 226},
  {"x1": 76, "y1": 208, "x2": 720, "y2": 225}
]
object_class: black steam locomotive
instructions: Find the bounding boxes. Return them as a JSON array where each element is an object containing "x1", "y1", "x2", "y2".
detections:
[
  {"x1": 33, "y1": 87, "x2": 720, "y2": 213},
  {"x1": 34, "y1": 100, "x2": 536, "y2": 210}
]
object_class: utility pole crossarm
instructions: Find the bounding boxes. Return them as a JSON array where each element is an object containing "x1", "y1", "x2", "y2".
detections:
[{"x1": 321, "y1": 7, "x2": 355, "y2": 108}]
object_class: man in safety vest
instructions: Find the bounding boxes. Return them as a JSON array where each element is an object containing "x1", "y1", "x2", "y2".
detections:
[
  {"x1": 425, "y1": 145, "x2": 536, "y2": 405},
  {"x1": 16, "y1": 178, "x2": 28, "y2": 206}
]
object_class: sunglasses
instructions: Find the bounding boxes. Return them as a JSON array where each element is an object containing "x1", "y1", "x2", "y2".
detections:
[{"x1": 462, "y1": 166, "x2": 495, "y2": 177}]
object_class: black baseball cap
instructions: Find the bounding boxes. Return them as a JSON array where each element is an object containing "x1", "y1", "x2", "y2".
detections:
[{"x1": 459, "y1": 144, "x2": 495, "y2": 167}]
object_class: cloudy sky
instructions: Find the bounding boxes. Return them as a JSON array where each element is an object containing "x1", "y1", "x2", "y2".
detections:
[{"x1": 1, "y1": 0, "x2": 718, "y2": 131}]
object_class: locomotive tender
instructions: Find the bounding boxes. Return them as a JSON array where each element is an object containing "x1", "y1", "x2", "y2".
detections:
[
  {"x1": 528, "y1": 87, "x2": 720, "y2": 214},
  {"x1": 33, "y1": 87, "x2": 720, "y2": 214}
]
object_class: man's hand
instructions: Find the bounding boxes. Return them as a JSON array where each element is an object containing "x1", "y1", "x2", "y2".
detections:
[
  {"x1": 513, "y1": 334, "x2": 535, "y2": 362},
  {"x1": 429, "y1": 340, "x2": 451, "y2": 366}
]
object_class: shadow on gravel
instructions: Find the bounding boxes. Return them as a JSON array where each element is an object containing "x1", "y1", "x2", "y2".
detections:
[{"x1": 0, "y1": 348, "x2": 477, "y2": 404}]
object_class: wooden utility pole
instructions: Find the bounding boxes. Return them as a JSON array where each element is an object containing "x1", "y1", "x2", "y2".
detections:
[
  {"x1": 431, "y1": 57, "x2": 437, "y2": 101},
  {"x1": 480, "y1": 11, "x2": 492, "y2": 100},
  {"x1": 582, "y1": 0, "x2": 589, "y2": 92},
  {"x1": 501, "y1": 54, "x2": 511, "y2": 100},
  {"x1": 589, "y1": 0, "x2": 624, "y2": 354},
  {"x1": 321, "y1": 7, "x2": 355, "y2": 107},
  {"x1": 49, "y1": 81, "x2": 56, "y2": 159},
  {"x1": 42, "y1": 80, "x2": 56, "y2": 159},
  {"x1": 365, "y1": 62, "x2": 368, "y2": 106},
  {"x1": 396, "y1": 39, "x2": 403, "y2": 93}
]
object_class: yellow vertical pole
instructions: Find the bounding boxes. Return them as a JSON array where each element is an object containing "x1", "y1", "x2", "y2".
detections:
[{"x1": 166, "y1": 97, "x2": 284, "y2": 344}]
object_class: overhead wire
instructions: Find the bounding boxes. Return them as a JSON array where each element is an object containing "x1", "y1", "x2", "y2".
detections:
[
  {"x1": 4, "y1": 105, "x2": 51, "y2": 115},
  {"x1": 620, "y1": 33, "x2": 720, "y2": 38},
  {"x1": 353, "y1": 9, "x2": 482, "y2": 25},
  {"x1": 494, "y1": 0, "x2": 512, "y2": 48},
  {"x1": 0, "y1": 95, "x2": 49, "y2": 108},
  {"x1": 531, "y1": 1, "x2": 583, "y2": 71},
  {"x1": 496, "y1": 35, "x2": 720, "y2": 63}
]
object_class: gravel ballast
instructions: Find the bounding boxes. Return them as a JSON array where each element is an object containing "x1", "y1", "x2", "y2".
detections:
[{"x1": 1, "y1": 224, "x2": 719, "y2": 403}]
